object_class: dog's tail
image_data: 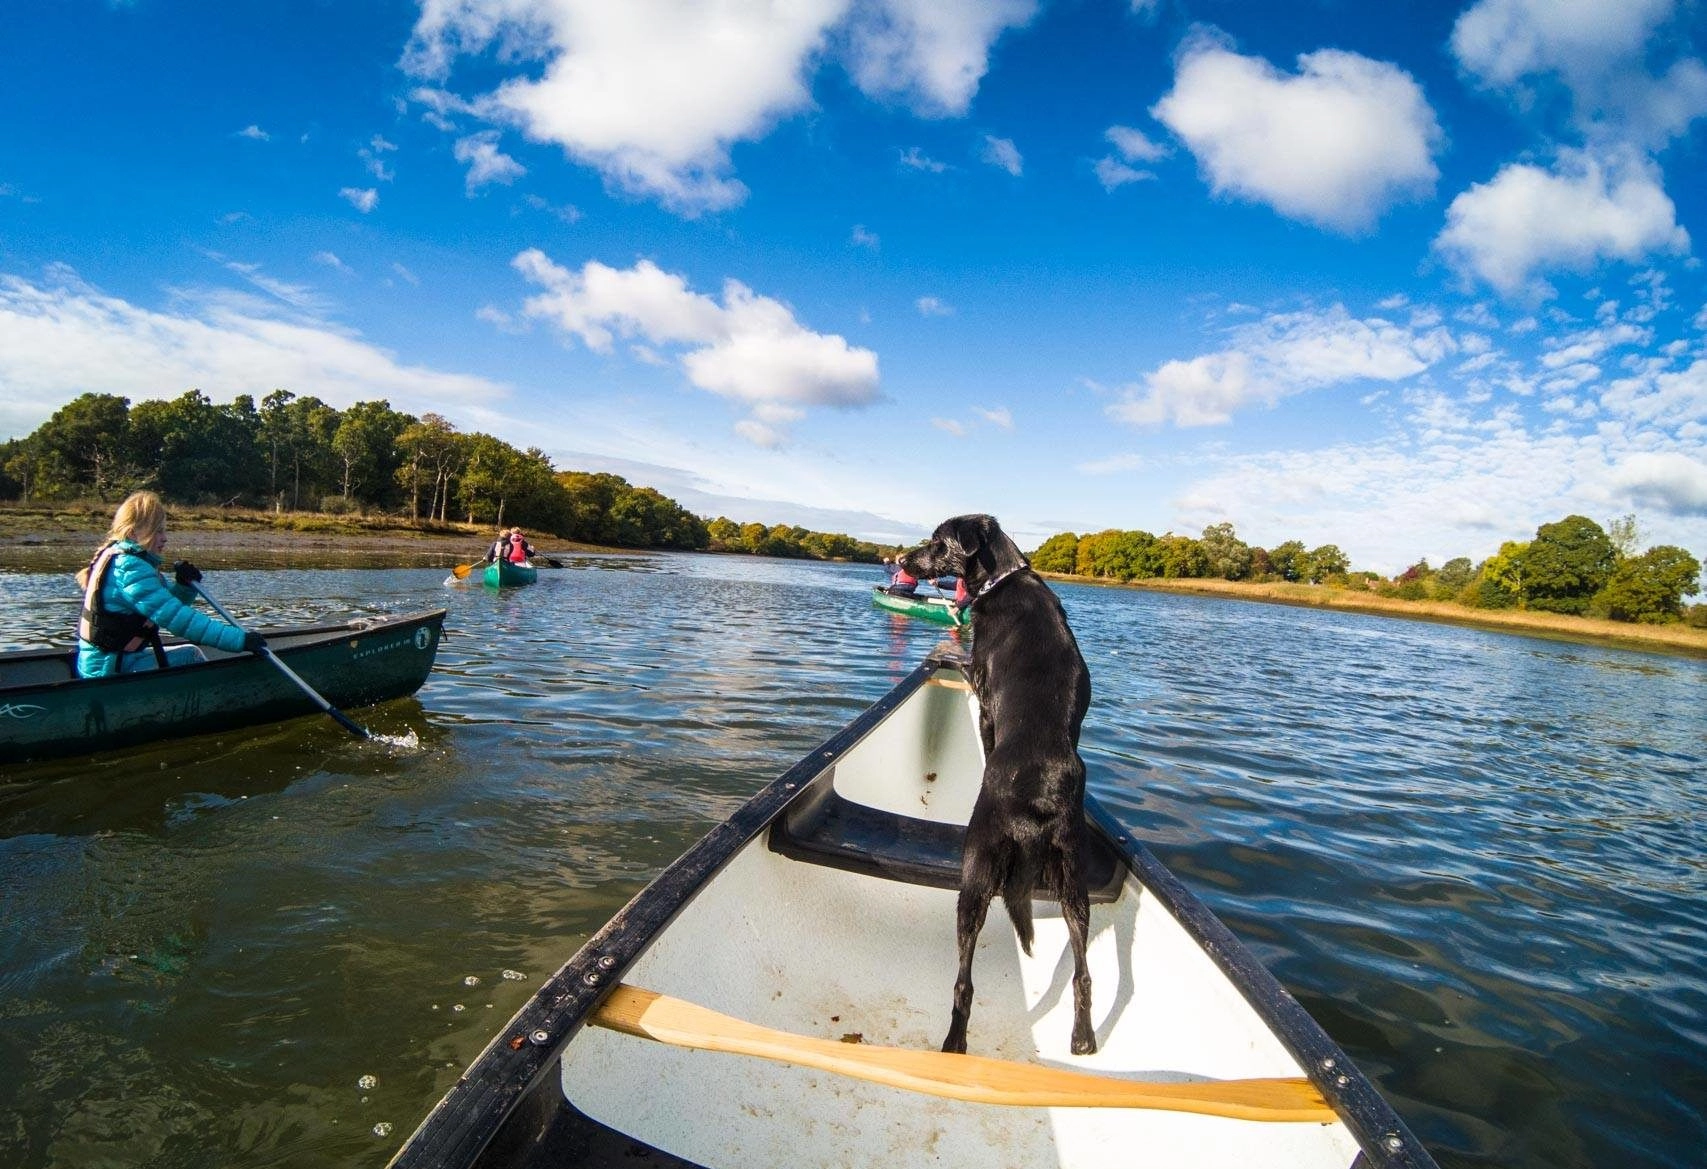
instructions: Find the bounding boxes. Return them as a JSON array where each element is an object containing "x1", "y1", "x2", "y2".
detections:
[{"x1": 1002, "y1": 859, "x2": 1042, "y2": 956}]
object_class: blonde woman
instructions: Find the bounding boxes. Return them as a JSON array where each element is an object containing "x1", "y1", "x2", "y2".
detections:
[{"x1": 75, "y1": 491, "x2": 262, "y2": 677}]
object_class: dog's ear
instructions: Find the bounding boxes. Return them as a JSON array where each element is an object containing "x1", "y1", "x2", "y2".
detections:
[{"x1": 949, "y1": 514, "x2": 1026, "y2": 580}]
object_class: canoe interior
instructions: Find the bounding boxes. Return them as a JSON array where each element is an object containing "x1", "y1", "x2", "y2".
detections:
[{"x1": 554, "y1": 668, "x2": 1363, "y2": 1169}]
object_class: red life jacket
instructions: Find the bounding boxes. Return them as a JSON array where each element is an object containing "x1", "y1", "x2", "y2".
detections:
[{"x1": 508, "y1": 535, "x2": 529, "y2": 563}]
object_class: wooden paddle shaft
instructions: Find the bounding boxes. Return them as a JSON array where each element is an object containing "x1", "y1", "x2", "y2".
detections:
[{"x1": 590, "y1": 985, "x2": 1335, "y2": 1123}]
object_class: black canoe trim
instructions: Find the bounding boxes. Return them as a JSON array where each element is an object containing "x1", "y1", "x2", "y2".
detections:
[{"x1": 387, "y1": 654, "x2": 948, "y2": 1169}]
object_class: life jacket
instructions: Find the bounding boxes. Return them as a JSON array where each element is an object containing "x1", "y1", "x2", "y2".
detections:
[
  {"x1": 78, "y1": 542, "x2": 168, "y2": 666},
  {"x1": 508, "y1": 535, "x2": 529, "y2": 563},
  {"x1": 892, "y1": 566, "x2": 918, "y2": 587}
]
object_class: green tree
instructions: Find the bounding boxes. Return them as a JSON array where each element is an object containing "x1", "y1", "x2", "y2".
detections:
[
  {"x1": 1436, "y1": 557, "x2": 1475, "y2": 591},
  {"x1": 1154, "y1": 533, "x2": 1208, "y2": 578},
  {"x1": 1524, "y1": 515, "x2": 1616, "y2": 614},
  {"x1": 128, "y1": 390, "x2": 262, "y2": 502},
  {"x1": 1598, "y1": 546, "x2": 1702, "y2": 623},
  {"x1": 1200, "y1": 522, "x2": 1253, "y2": 580},
  {"x1": 1268, "y1": 540, "x2": 1308, "y2": 582},
  {"x1": 331, "y1": 400, "x2": 412, "y2": 506},
  {"x1": 394, "y1": 413, "x2": 462, "y2": 522},
  {"x1": 30, "y1": 392, "x2": 134, "y2": 499},
  {"x1": 1031, "y1": 532, "x2": 1078, "y2": 574},
  {"x1": 1307, "y1": 544, "x2": 1348, "y2": 582}
]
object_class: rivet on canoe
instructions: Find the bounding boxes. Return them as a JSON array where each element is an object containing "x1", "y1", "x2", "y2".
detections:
[
  {"x1": 1321, "y1": 1057, "x2": 1336, "y2": 1071},
  {"x1": 583, "y1": 971, "x2": 603, "y2": 986},
  {"x1": 596, "y1": 955, "x2": 617, "y2": 970},
  {"x1": 1335, "y1": 1074, "x2": 1350, "y2": 1087},
  {"x1": 528, "y1": 1029, "x2": 551, "y2": 1046},
  {"x1": 1383, "y1": 1134, "x2": 1404, "y2": 1153}
]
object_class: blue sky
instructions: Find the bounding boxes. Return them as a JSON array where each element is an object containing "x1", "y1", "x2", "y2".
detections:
[{"x1": 3, "y1": 0, "x2": 1705, "y2": 573}]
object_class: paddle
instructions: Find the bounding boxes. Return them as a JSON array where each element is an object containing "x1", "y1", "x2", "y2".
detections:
[
  {"x1": 191, "y1": 583, "x2": 371, "y2": 740},
  {"x1": 925, "y1": 580, "x2": 967, "y2": 627},
  {"x1": 589, "y1": 984, "x2": 1335, "y2": 1123}
]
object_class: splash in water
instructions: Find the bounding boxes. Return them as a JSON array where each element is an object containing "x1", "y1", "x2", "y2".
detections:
[{"x1": 368, "y1": 729, "x2": 420, "y2": 750}]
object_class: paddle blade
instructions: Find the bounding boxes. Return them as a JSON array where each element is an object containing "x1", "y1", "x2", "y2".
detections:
[{"x1": 451, "y1": 562, "x2": 474, "y2": 579}]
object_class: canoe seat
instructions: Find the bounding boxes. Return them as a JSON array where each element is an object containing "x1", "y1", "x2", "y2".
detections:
[{"x1": 768, "y1": 773, "x2": 1124, "y2": 903}]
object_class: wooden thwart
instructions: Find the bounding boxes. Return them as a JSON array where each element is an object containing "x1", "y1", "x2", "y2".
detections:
[{"x1": 590, "y1": 985, "x2": 1335, "y2": 1123}]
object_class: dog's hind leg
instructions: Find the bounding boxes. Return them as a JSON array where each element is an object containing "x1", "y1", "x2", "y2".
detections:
[
  {"x1": 942, "y1": 879, "x2": 994, "y2": 1054},
  {"x1": 1054, "y1": 847, "x2": 1097, "y2": 1055}
]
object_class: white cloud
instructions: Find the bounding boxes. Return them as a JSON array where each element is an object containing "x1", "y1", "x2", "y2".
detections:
[
  {"x1": 1611, "y1": 451, "x2": 1707, "y2": 516},
  {"x1": 973, "y1": 405, "x2": 1012, "y2": 429},
  {"x1": 453, "y1": 130, "x2": 526, "y2": 191},
  {"x1": 1111, "y1": 304, "x2": 1455, "y2": 427},
  {"x1": 340, "y1": 186, "x2": 379, "y2": 213},
  {"x1": 1451, "y1": 0, "x2": 1707, "y2": 147},
  {"x1": 402, "y1": 1, "x2": 1035, "y2": 213},
  {"x1": 1435, "y1": 151, "x2": 1689, "y2": 297},
  {"x1": 1105, "y1": 124, "x2": 1168, "y2": 163},
  {"x1": 1150, "y1": 33, "x2": 1442, "y2": 233},
  {"x1": 850, "y1": 224, "x2": 880, "y2": 249},
  {"x1": 392, "y1": 263, "x2": 420, "y2": 286},
  {"x1": 0, "y1": 266, "x2": 508, "y2": 440},
  {"x1": 1095, "y1": 158, "x2": 1153, "y2": 191},
  {"x1": 511, "y1": 251, "x2": 879, "y2": 445},
  {"x1": 313, "y1": 251, "x2": 351, "y2": 272},
  {"x1": 838, "y1": 0, "x2": 1037, "y2": 116},
  {"x1": 915, "y1": 296, "x2": 952, "y2": 316},
  {"x1": 238, "y1": 124, "x2": 270, "y2": 141},
  {"x1": 900, "y1": 146, "x2": 947, "y2": 172},
  {"x1": 932, "y1": 417, "x2": 968, "y2": 436},
  {"x1": 981, "y1": 134, "x2": 1022, "y2": 176}
]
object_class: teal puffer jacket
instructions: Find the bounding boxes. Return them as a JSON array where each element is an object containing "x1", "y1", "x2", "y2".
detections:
[{"x1": 76, "y1": 541, "x2": 247, "y2": 677}]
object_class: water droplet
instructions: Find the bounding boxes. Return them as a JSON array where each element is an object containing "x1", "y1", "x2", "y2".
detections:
[
  {"x1": 463, "y1": 975, "x2": 481, "y2": 987},
  {"x1": 452, "y1": 1003, "x2": 465, "y2": 1012},
  {"x1": 372, "y1": 1122, "x2": 393, "y2": 1138},
  {"x1": 357, "y1": 1074, "x2": 378, "y2": 1090},
  {"x1": 501, "y1": 969, "x2": 525, "y2": 981}
]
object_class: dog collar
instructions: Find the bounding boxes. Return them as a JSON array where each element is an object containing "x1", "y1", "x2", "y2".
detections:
[{"x1": 970, "y1": 561, "x2": 1031, "y2": 607}]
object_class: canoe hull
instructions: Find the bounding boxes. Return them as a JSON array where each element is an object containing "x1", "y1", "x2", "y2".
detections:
[
  {"x1": 389, "y1": 649, "x2": 1434, "y2": 1169},
  {"x1": 871, "y1": 586, "x2": 967, "y2": 626},
  {"x1": 0, "y1": 610, "x2": 445, "y2": 764},
  {"x1": 484, "y1": 560, "x2": 539, "y2": 587}
]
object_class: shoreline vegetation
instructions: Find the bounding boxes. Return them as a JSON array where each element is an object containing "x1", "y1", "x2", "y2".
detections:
[
  {"x1": 4, "y1": 503, "x2": 1702, "y2": 660},
  {"x1": 1042, "y1": 572, "x2": 1707, "y2": 660}
]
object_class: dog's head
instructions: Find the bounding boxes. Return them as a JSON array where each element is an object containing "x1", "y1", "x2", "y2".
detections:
[{"x1": 897, "y1": 513, "x2": 1028, "y2": 592}]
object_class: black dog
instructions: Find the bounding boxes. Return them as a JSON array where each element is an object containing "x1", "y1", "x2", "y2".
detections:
[{"x1": 899, "y1": 514, "x2": 1096, "y2": 1056}]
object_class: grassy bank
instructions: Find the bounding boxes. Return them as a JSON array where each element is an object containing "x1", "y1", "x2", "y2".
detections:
[{"x1": 1041, "y1": 571, "x2": 1707, "y2": 660}]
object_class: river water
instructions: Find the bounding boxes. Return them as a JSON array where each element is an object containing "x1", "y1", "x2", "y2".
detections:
[{"x1": 0, "y1": 554, "x2": 1702, "y2": 1168}]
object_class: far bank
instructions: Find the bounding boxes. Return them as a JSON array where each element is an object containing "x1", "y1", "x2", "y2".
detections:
[{"x1": 1041, "y1": 571, "x2": 1707, "y2": 660}]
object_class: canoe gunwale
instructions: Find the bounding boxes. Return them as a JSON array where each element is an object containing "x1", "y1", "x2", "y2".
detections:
[{"x1": 388, "y1": 643, "x2": 1436, "y2": 1169}]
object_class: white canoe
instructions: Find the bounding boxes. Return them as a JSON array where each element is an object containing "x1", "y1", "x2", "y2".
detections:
[{"x1": 390, "y1": 646, "x2": 1435, "y2": 1169}]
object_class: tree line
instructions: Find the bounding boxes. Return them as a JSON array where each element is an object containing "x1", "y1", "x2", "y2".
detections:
[
  {"x1": 0, "y1": 390, "x2": 898, "y2": 561},
  {"x1": 1030, "y1": 516, "x2": 1703, "y2": 627}
]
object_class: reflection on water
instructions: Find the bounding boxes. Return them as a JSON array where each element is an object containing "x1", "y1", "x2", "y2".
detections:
[{"x1": 1, "y1": 556, "x2": 1703, "y2": 1168}]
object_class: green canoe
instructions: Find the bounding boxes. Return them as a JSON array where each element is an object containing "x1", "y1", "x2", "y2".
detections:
[
  {"x1": 0, "y1": 609, "x2": 445, "y2": 764},
  {"x1": 484, "y1": 559, "x2": 539, "y2": 587},
  {"x1": 871, "y1": 586, "x2": 968, "y2": 626}
]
